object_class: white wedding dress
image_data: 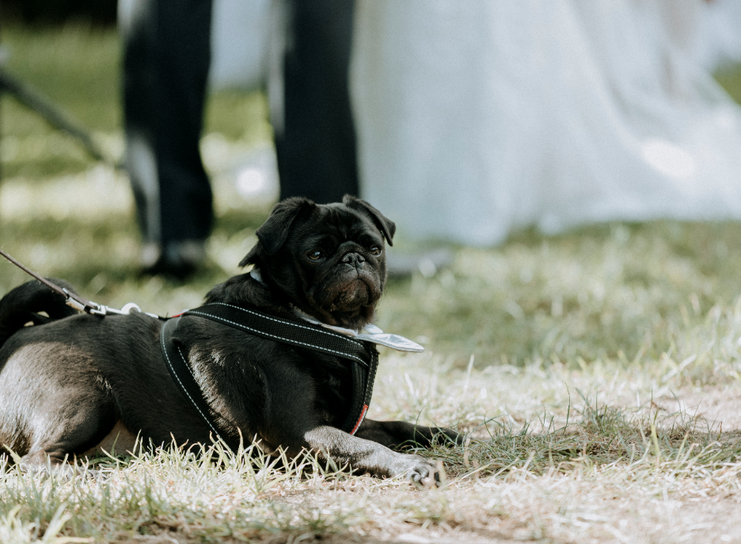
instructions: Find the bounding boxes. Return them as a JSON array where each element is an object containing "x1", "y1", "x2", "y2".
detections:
[{"x1": 352, "y1": 0, "x2": 741, "y2": 246}]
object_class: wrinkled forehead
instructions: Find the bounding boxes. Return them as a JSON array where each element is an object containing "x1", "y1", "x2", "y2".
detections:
[{"x1": 293, "y1": 204, "x2": 384, "y2": 245}]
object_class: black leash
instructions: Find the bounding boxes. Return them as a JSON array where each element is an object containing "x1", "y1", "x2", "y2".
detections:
[{"x1": 161, "y1": 303, "x2": 379, "y2": 445}]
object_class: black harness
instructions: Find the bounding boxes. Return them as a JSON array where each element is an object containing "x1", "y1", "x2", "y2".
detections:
[
  {"x1": 0, "y1": 250, "x2": 382, "y2": 448},
  {"x1": 160, "y1": 302, "x2": 379, "y2": 447}
]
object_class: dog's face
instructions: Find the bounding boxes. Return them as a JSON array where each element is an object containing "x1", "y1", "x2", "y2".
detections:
[{"x1": 241, "y1": 195, "x2": 395, "y2": 329}]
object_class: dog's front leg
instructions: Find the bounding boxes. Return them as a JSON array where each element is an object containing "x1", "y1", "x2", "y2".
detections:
[
  {"x1": 354, "y1": 419, "x2": 461, "y2": 449},
  {"x1": 303, "y1": 426, "x2": 438, "y2": 483}
]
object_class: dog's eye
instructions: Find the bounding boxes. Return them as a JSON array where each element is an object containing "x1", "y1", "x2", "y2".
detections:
[
  {"x1": 307, "y1": 250, "x2": 324, "y2": 261},
  {"x1": 370, "y1": 245, "x2": 382, "y2": 257}
]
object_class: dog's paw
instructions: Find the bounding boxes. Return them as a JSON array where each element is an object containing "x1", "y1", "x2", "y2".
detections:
[{"x1": 390, "y1": 453, "x2": 442, "y2": 487}]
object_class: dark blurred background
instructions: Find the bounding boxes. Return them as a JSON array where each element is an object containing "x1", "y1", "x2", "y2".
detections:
[{"x1": 1, "y1": 0, "x2": 117, "y2": 26}]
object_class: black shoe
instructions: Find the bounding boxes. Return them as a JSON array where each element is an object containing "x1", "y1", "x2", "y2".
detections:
[{"x1": 140, "y1": 240, "x2": 205, "y2": 280}]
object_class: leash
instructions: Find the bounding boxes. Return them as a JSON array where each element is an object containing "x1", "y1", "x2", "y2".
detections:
[{"x1": 0, "y1": 248, "x2": 159, "y2": 318}]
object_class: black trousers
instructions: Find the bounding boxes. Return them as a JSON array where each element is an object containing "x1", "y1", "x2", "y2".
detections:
[
  {"x1": 122, "y1": 0, "x2": 213, "y2": 246},
  {"x1": 275, "y1": 0, "x2": 359, "y2": 203},
  {"x1": 122, "y1": 0, "x2": 359, "y2": 248}
]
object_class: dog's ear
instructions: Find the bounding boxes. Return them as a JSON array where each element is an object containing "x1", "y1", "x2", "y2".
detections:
[
  {"x1": 342, "y1": 194, "x2": 396, "y2": 246},
  {"x1": 240, "y1": 197, "x2": 316, "y2": 267}
]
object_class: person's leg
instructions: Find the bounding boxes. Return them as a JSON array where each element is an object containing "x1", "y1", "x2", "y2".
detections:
[
  {"x1": 273, "y1": 0, "x2": 359, "y2": 204},
  {"x1": 121, "y1": 0, "x2": 213, "y2": 276}
]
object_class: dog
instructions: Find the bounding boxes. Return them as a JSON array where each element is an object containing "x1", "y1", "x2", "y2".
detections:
[{"x1": 0, "y1": 195, "x2": 458, "y2": 483}]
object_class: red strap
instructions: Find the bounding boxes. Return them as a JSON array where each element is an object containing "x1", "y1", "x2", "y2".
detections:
[{"x1": 349, "y1": 404, "x2": 369, "y2": 435}]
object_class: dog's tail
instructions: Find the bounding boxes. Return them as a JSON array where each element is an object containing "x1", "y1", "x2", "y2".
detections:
[{"x1": 0, "y1": 279, "x2": 79, "y2": 347}]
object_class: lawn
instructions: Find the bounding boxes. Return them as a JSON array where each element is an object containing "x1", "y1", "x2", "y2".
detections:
[{"x1": 2, "y1": 23, "x2": 741, "y2": 544}]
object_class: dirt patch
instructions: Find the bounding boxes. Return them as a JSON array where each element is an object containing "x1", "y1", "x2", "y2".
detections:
[{"x1": 658, "y1": 385, "x2": 741, "y2": 431}]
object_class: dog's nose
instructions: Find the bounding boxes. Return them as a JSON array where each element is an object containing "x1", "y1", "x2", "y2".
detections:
[{"x1": 342, "y1": 252, "x2": 366, "y2": 267}]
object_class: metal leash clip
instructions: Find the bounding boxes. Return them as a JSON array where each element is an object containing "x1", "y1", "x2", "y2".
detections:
[
  {"x1": 97, "y1": 301, "x2": 159, "y2": 319},
  {"x1": 0, "y1": 248, "x2": 160, "y2": 319}
]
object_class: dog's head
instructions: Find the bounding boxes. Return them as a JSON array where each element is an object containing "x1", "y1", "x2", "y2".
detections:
[{"x1": 240, "y1": 195, "x2": 395, "y2": 330}]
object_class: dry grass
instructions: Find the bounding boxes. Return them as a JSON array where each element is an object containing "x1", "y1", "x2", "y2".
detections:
[
  {"x1": 2, "y1": 349, "x2": 741, "y2": 543},
  {"x1": 3, "y1": 23, "x2": 741, "y2": 544}
]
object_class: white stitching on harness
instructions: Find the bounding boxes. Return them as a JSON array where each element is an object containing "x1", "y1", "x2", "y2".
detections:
[
  {"x1": 207, "y1": 302, "x2": 365, "y2": 347},
  {"x1": 187, "y1": 305, "x2": 368, "y2": 366},
  {"x1": 160, "y1": 322, "x2": 226, "y2": 443}
]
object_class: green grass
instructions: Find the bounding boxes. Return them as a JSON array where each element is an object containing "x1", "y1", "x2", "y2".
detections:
[
  {"x1": 1, "y1": 23, "x2": 270, "y2": 179},
  {"x1": 381, "y1": 221, "x2": 741, "y2": 369},
  {"x1": 4, "y1": 23, "x2": 741, "y2": 543}
]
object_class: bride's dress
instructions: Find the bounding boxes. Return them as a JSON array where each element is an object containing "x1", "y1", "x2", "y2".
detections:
[{"x1": 352, "y1": 0, "x2": 741, "y2": 246}]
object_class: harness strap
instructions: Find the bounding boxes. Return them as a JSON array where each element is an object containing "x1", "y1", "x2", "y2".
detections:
[
  {"x1": 160, "y1": 303, "x2": 379, "y2": 447},
  {"x1": 160, "y1": 318, "x2": 233, "y2": 447},
  {"x1": 185, "y1": 302, "x2": 372, "y2": 368},
  {"x1": 346, "y1": 347, "x2": 378, "y2": 435}
]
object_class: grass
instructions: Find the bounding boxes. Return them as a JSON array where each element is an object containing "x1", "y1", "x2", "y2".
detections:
[{"x1": 3, "y1": 22, "x2": 741, "y2": 543}]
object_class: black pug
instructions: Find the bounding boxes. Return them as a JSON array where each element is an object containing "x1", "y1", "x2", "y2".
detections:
[{"x1": 0, "y1": 196, "x2": 458, "y2": 483}]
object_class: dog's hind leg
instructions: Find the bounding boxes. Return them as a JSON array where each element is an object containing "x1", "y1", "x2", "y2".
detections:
[
  {"x1": 16, "y1": 402, "x2": 119, "y2": 468},
  {"x1": 0, "y1": 341, "x2": 120, "y2": 468}
]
